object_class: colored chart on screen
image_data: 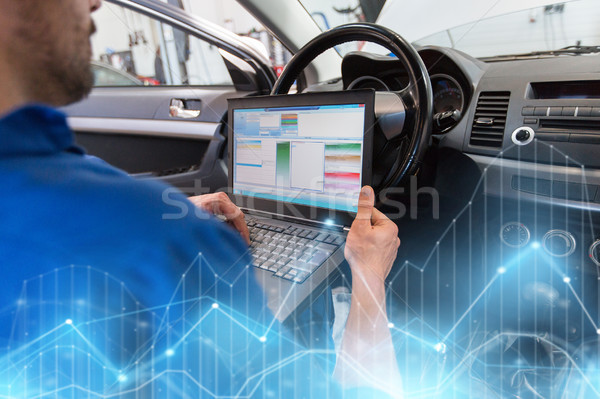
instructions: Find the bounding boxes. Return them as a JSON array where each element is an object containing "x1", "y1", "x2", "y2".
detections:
[{"x1": 232, "y1": 103, "x2": 366, "y2": 213}]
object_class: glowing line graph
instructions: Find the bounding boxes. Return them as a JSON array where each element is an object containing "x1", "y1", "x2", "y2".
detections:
[
  {"x1": 375, "y1": 141, "x2": 600, "y2": 396},
  {"x1": 437, "y1": 332, "x2": 600, "y2": 397},
  {"x1": 2, "y1": 250, "x2": 348, "y2": 398},
  {"x1": 2, "y1": 141, "x2": 600, "y2": 397},
  {"x1": 383, "y1": 250, "x2": 600, "y2": 394},
  {"x1": 0, "y1": 307, "x2": 342, "y2": 398},
  {"x1": 1, "y1": 253, "x2": 597, "y2": 398},
  {"x1": 3, "y1": 349, "x2": 341, "y2": 399},
  {"x1": 381, "y1": 244, "x2": 600, "y2": 397},
  {"x1": 0, "y1": 292, "x2": 333, "y2": 399},
  {"x1": 336, "y1": 209, "x2": 600, "y2": 396}
]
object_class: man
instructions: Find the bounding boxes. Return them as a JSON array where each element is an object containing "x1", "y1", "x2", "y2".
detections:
[{"x1": 0, "y1": 0, "x2": 402, "y2": 396}]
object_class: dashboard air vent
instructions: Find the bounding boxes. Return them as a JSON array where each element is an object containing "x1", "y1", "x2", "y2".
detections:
[{"x1": 469, "y1": 91, "x2": 511, "y2": 148}]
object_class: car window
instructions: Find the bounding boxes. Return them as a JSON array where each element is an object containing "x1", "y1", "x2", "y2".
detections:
[
  {"x1": 182, "y1": 0, "x2": 292, "y2": 76},
  {"x1": 300, "y1": 0, "x2": 386, "y2": 56},
  {"x1": 91, "y1": 61, "x2": 142, "y2": 86},
  {"x1": 91, "y1": 1, "x2": 291, "y2": 87},
  {"x1": 92, "y1": 2, "x2": 234, "y2": 86}
]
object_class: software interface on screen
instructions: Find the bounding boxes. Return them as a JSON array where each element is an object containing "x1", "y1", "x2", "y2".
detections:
[{"x1": 232, "y1": 103, "x2": 366, "y2": 213}]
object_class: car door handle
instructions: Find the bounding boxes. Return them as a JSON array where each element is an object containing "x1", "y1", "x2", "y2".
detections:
[{"x1": 169, "y1": 99, "x2": 201, "y2": 119}]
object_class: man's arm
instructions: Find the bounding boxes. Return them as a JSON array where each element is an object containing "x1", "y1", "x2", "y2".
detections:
[
  {"x1": 190, "y1": 188, "x2": 402, "y2": 394},
  {"x1": 334, "y1": 186, "x2": 403, "y2": 397}
]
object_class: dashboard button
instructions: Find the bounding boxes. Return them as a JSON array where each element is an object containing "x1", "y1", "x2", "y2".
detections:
[
  {"x1": 562, "y1": 107, "x2": 576, "y2": 116},
  {"x1": 549, "y1": 107, "x2": 562, "y2": 116},
  {"x1": 577, "y1": 107, "x2": 592, "y2": 116},
  {"x1": 522, "y1": 107, "x2": 535, "y2": 116},
  {"x1": 500, "y1": 222, "x2": 530, "y2": 248},
  {"x1": 515, "y1": 130, "x2": 531, "y2": 141},
  {"x1": 511, "y1": 126, "x2": 535, "y2": 145},
  {"x1": 592, "y1": 107, "x2": 600, "y2": 117},
  {"x1": 589, "y1": 240, "x2": 600, "y2": 266},
  {"x1": 534, "y1": 107, "x2": 548, "y2": 116},
  {"x1": 523, "y1": 118, "x2": 538, "y2": 124},
  {"x1": 542, "y1": 230, "x2": 576, "y2": 257}
]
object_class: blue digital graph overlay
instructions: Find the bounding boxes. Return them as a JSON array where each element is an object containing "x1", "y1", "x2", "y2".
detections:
[
  {"x1": 373, "y1": 142, "x2": 600, "y2": 398},
  {"x1": 1, "y1": 142, "x2": 600, "y2": 398},
  {"x1": 0, "y1": 259, "x2": 336, "y2": 398}
]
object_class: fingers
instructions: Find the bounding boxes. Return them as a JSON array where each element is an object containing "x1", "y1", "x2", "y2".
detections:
[
  {"x1": 228, "y1": 211, "x2": 250, "y2": 245},
  {"x1": 187, "y1": 195, "x2": 203, "y2": 208},
  {"x1": 354, "y1": 186, "x2": 375, "y2": 225},
  {"x1": 189, "y1": 193, "x2": 250, "y2": 245},
  {"x1": 370, "y1": 207, "x2": 388, "y2": 225},
  {"x1": 372, "y1": 208, "x2": 400, "y2": 253},
  {"x1": 372, "y1": 208, "x2": 398, "y2": 231},
  {"x1": 210, "y1": 193, "x2": 250, "y2": 245}
]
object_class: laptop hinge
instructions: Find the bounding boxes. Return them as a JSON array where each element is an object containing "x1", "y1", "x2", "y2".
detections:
[{"x1": 242, "y1": 207, "x2": 346, "y2": 232}]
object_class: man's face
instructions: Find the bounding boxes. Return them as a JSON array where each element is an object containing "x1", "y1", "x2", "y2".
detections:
[{"x1": 12, "y1": 0, "x2": 101, "y2": 106}]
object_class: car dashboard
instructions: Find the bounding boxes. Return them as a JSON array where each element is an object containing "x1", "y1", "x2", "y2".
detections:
[
  {"x1": 338, "y1": 47, "x2": 600, "y2": 252},
  {"x1": 330, "y1": 47, "x2": 600, "y2": 396}
]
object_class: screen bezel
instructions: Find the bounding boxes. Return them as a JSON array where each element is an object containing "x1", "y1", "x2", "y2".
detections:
[{"x1": 228, "y1": 90, "x2": 375, "y2": 228}]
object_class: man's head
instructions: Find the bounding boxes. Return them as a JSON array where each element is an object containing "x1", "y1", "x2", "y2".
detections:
[{"x1": 0, "y1": 0, "x2": 102, "y2": 110}]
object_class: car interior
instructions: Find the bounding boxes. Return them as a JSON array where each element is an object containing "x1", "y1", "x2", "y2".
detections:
[{"x1": 55, "y1": 0, "x2": 600, "y2": 396}]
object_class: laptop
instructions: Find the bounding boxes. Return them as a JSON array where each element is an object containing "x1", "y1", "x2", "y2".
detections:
[{"x1": 227, "y1": 90, "x2": 374, "y2": 322}]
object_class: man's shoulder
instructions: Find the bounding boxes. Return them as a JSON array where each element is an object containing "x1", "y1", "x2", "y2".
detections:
[
  {"x1": 31, "y1": 151, "x2": 191, "y2": 213},
  {"x1": 72, "y1": 155, "x2": 235, "y2": 238},
  {"x1": 0, "y1": 144, "x2": 260, "y2": 322},
  {"x1": 1, "y1": 150, "x2": 245, "y2": 253}
]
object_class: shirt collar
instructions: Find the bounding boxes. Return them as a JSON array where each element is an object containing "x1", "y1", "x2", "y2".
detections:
[{"x1": 0, "y1": 104, "x2": 85, "y2": 157}]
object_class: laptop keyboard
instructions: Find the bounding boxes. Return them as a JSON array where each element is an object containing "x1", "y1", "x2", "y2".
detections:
[{"x1": 247, "y1": 218, "x2": 344, "y2": 284}]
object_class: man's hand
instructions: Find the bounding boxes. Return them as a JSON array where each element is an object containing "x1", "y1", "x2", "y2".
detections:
[
  {"x1": 188, "y1": 192, "x2": 250, "y2": 245},
  {"x1": 345, "y1": 185, "x2": 400, "y2": 284},
  {"x1": 335, "y1": 185, "x2": 403, "y2": 396}
]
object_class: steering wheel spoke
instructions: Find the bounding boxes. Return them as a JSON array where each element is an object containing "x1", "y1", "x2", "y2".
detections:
[{"x1": 375, "y1": 91, "x2": 408, "y2": 141}]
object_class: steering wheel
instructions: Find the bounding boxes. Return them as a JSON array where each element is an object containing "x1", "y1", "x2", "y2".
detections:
[{"x1": 271, "y1": 23, "x2": 433, "y2": 190}]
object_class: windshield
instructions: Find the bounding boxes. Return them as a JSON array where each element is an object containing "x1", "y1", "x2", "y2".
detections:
[{"x1": 300, "y1": 0, "x2": 600, "y2": 58}]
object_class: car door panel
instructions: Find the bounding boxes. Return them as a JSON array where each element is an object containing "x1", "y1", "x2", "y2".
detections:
[
  {"x1": 72, "y1": 130, "x2": 213, "y2": 175},
  {"x1": 62, "y1": 86, "x2": 254, "y2": 194},
  {"x1": 64, "y1": 87, "x2": 245, "y2": 122}
]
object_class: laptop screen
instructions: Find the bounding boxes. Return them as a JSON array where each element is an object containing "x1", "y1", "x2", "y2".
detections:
[{"x1": 232, "y1": 103, "x2": 367, "y2": 213}]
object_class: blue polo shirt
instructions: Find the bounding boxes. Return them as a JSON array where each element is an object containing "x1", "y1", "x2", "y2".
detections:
[
  {"x1": 0, "y1": 105, "x2": 261, "y2": 313},
  {"x1": 0, "y1": 105, "x2": 316, "y2": 396}
]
